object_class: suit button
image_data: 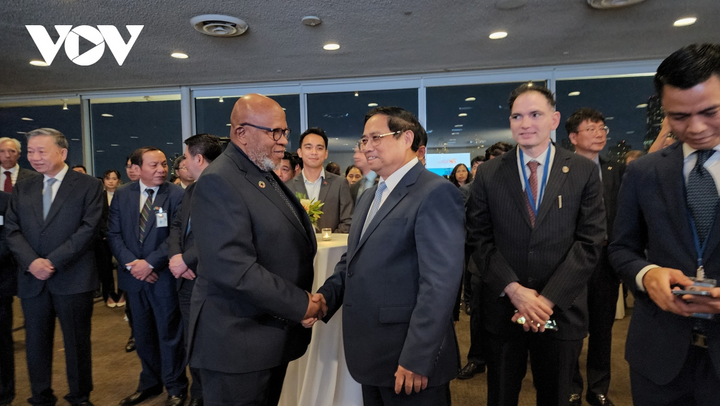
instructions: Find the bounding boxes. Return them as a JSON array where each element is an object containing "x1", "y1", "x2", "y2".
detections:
[{"x1": 347, "y1": 272, "x2": 354, "y2": 277}]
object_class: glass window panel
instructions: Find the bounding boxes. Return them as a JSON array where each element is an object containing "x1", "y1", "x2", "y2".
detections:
[
  {"x1": 0, "y1": 99, "x2": 82, "y2": 172},
  {"x1": 556, "y1": 75, "x2": 656, "y2": 162},
  {"x1": 195, "y1": 94, "x2": 301, "y2": 149},
  {"x1": 90, "y1": 95, "x2": 181, "y2": 183},
  {"x1": 307, "y1": 89, "x2": 418, "y2": 173}
]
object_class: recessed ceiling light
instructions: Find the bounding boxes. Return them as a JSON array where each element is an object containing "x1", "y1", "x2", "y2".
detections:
[
  {"x1": 101, "y1": 114, "x2": 114, "y2": 117},
  {"x1": 368, "y1": 103, "x2": 378, "y2": 107},
  {"x1": 455, "y1": 124, "x2": 463, "y2": 127},
  {"x1": 21, "y1": 117, "x2": 33, "y2": 121},
  {"x1": 219, "y1": 97, "x2": 224, "y2": 103},
  {"x1": 636, "y1": 103, "x2": 648, "y2": 108},
  {"x1": 354, "y1": 92, "x2": 359, "y2": 97},
  {"x1": 323, "y1": 43, "x2": 340, "y2": 51},
  {"x1": 568, "y1": 91, "x2": 581, "y2": 96},
  {"x1": 626, "y1": 131, "x2": 635, "y2": 134},
  {"x1": 674, "y1": 17, "x2": 697, "y2": 27},
  {"x1": 226, "y1": 123, "x2": 232, "y2": 126},
  {"x1": 606, "y1": 117, "x2": 614, "y2": 120},
  {"x1": 29, "y1": 60, "x2": 48, "y2": 67},
  {"x1": 16, "y1": 131, "x2": 26, "y2": 135},
  {"x1": 171, "y1": 52, "x2": 189, "y2": 59},
  {"x1": 458, "y1": 113, "x2": 468, "y2": 117},
  {"x1": 465, "y1": 97, "x2": 476, "y2": 102},
  {"x1": 302, "y1": 16, "x2": 322, "y2": 27},
  {"x1": 489, "y1": 31, "x2": 508, "y2": 40}
]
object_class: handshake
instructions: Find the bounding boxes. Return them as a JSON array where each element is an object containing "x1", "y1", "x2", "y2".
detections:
[{"x1": 302, "y1": 292, "x2": 328, "y2": 328}]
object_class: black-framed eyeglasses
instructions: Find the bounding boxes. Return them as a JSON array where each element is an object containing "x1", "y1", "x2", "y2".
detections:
[
  {"x1": 357, "y1": 131, "x2": 402, "y2": 151},
  {"x1": 240, "y1": 122, "x2": 291, "y2": 141}
]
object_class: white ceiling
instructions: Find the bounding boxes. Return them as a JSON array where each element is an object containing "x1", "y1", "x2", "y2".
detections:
[{"x1": 1, "y1": 0, "x2": 718, "y2": 97}]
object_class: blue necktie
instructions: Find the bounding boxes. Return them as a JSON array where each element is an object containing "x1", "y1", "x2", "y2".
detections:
[
  {"x1": 687, "y1": 150, "x2": 718, "y2": 243},
  {"x1": 362, "y1": 181, "x2": 387, "y2": 237},
  {"x1": 43, "y1": 178, "x2": 57, "y2": 220}
]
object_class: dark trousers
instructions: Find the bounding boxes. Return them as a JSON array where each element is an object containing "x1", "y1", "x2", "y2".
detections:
[
  {"x1": 361, "y1": 383, "x2": 451, "y2": 406},
  {"x1": 466, "y1": 272, "x2": 486, "y2": 366},
  {"x1": 572, "y1": 250, "x2": 619, "y2": 397},
  {"x1": 128, "y1": 288, "x2": 188, "y2": 396},
  {"x1": 0, "y1": 298, "x2": 14, "y2": 404},
  {"x1": 21, "y1": 290, "x2": 94, "y2": 406},
  {"x1": 95, "y1": 240, "x2": 122, "y2": 302},
  {"x1": 200, "y1": 363, "x2": 288, "y2": 406},
  {"x1": 486, "y1": 330, "x2": 583, "y2": 406},
  {"x1": 178, "y1": 280, "x2": 202, "y2": 400},
  {"x1": 630, "y1": 346, "x2": 720, "y2": 406}
]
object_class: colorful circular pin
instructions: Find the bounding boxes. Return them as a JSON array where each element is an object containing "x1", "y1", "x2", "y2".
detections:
[
  {"x1": 562, "y1": 166, "x2": 570, "y2": 173},
  {"x1": 258, "y1": 181, "x2": 266, "y2": 188}
]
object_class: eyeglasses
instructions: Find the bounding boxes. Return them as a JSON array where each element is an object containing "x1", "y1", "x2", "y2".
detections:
[
  {"x1": 178, "y1": 166, "x2": 188, "y2": 171},
  {"x1": 240, "y1": 122, "x2": 291, "y2": 141},
  {"x1": 357, "y1": 131, "x2": 402, "y2": 151},
  {"x1": 578, "y1": 125, "x2": 610, "y2": 135}
]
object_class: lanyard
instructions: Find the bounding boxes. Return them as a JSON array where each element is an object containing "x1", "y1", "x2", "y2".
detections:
[
  {"x1": 519, "y1": 142, "x2": 552, "y2": 218},
  {"x1": 686, "y1": 205, "x2": 714, "y2": 279}
]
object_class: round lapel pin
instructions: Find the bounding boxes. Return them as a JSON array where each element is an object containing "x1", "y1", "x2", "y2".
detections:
[
  {"x1": 258, "y1": 181, "x2": 266, "y2": 188},
  {"x1": 562, "y1": 166, "x2": 570, "y2": 173}
]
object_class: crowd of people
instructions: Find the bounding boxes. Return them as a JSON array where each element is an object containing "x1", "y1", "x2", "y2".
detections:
[{"x1": 0, "y1": 42, "x2": 720, "y2": 406}]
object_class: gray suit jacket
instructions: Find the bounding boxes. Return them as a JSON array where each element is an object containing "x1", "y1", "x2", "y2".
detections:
[{"x1": 285, "y1": 171, "x2": 354, "y2": 233}]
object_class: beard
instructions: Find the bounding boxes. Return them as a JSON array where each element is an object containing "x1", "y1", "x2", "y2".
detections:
[{"x1": 246, "y1": 146, "x2": 278, "y2": 172}]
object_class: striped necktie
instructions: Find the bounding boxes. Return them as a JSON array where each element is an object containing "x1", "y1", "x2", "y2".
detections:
[{"x1": 139, "y1": 188, "x2": 154, "y2": 243}]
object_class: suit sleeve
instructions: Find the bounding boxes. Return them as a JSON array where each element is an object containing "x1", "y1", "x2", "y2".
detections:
[
  {"x1": 335, "y1": 179, "x2": 354, "y2": 233},
  {"x1": 168, "y1": 197, "x2": 184, "y2": 258},
  {"x1": 192, "y1": 172, "x2": 310, "y2": 323},
  {"x1": 399, "y1": 181, "x2": 465, "y2": 376},
  {"x1": 107, "y1": 191, "x2": 138, "y2": 267},
  {"x1": 466, "y1": 168, "x2": 520, "y2": 297},
  {"x1": 540, "y1": 165, "x2": 606, "y2": 310},
  {"x1": 4, "y1": 188, "x2": 41, "y2": 271}
]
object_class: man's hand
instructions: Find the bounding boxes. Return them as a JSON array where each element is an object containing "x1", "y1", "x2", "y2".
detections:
[
  {"x1": 28, "y1": 258, "x2": 55, "y2": 280},
  {"x1": 168, "y1": 254, "x2": 188, "y2": 278},
  {"x1": 394, "y1": 365, "x2": 428, "y2": 395},
  {"x1": 674, "y1": 286, "x2": 720, "y2": 314},
  {"x1": 180, "y1": 269, "x2": 196, "y2": 280},
  {"x1": 506, "y1": 282, "x2": 553, "y2": 333},
  {"x1": 302, "y1": 292, "x2": 328, "y2": 328},
  {"x1": 127, "y1": 259, "x2": 154, "y2": 282},
  {"x1": 643, "y1": 267, "x2": 697, "y2": 317},
  {"x1": 145, "y1": 271, "x2": 159, "y2": 284}
]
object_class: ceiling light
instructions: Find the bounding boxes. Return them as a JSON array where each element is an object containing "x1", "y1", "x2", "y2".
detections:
[
  {"x1": 489, "y1": 31, "x2": 508, "y2": 40},
  {"x1": 219, "y1": 97, "x2": 224, "y2": 103},
  {"x1": 171, "y1": 52, "x2": 189, "y2": 59},
  {"x1": 455, "y1": 124, "x2": 463, "y2": 127},
  {"x1": 465, "y1": 97, "x2": 476, "y2": 102},
  {"x1": 62, "y1": 102, "x2": 68, "y2": 110},
  {"x1": 226, "y1": 123, "x2": 231, "y2": 126},
  {"x1": 568, "y1": 91, "x2": 580, "y2": 96},
  {"x1": 16, "y1": 131, "x2": 26, "y2": 135},
  {"x1": 674, "y1": 17, "x2": 697, "y2": 27},
  {"x1": 190, "y1": 14, "x2": 248, "y2": 37},
  {"x1": 354, "y1": 92, "x2": 358, "y2": 97},
  {"x1": 21, "y1": 117, "x2": 33, "y2": 121},
  {"x1": 368, "y1": 103, "x2": 378, "y2": 107},
  {"x1": 101, "y1": 113, "x2": 114, "y2": 117},
  {"x1": 302, "y1": 16, "x2": 322, "y2": 27},
  {"x1": 29, "y1": 60, "x2": 48, "y2": 67},
  {"x1": 606, "y1": 117, "x2": 614, "y2": 120},
  {"x1": 458, "y1": 113, "x2": 468, "y2": 117},
  {"x1": 323, "y1": 43, "x2": 340, "y2": 51},
  {"x1": 636, "y1": 103, "x2": 648, "y2": 108}
]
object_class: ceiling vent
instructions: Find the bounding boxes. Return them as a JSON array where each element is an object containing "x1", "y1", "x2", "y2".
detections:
[
  {"x1": 190, "y1": 14, "x2": 248, "y2": 37},
  {"x1": 587, "y1": 0, "x2": 646, "y2": 9}
]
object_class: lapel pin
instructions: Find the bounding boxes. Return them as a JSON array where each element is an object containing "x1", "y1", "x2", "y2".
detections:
[
  {"x1": 562, "y1": 166, "x2": 570, "y2": 173},
  {"x1": 608, "y1": 166, "x2": 613, "y2": 170},
  {"x1": 258, "y1": 181, "x2": 266, "y2": 188}
]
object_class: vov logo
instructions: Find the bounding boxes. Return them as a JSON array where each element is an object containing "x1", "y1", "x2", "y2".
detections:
[{"x1": 26, "y1": 25, "x2": 144, "y2": 66}]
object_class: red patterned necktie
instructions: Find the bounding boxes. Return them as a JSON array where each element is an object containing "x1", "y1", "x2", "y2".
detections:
[
  {"x1": 3, "y1": 171, "x2": 11, "y2": 193},
  {"x1": 525, "y1": 161, "x2": 539, "y2": 227}
]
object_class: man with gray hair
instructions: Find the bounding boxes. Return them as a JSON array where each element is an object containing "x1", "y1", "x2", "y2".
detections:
[
  {"x1": 0, "y1": 137, "x2": 39, "y2": 192},
  {"x1": 5, "y1": 128, "x2": 104, "y2": 406}
]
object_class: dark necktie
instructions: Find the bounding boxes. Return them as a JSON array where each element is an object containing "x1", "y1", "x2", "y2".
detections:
[
  {"x1": 524, "y1": 161, "x2": 539, "y2": 227},
  {"x1": 139, "y1": 188, "x2": 154, "y2": 244},
  {"x1": 3, "y1": 171, "x2": 11, "y2": 193},
  {"x1": 265, "y1": 174, "x2": 303, "y2": 227},
  {"x1": 687, "y1": 149, "x2": 718, "y2": 243}
]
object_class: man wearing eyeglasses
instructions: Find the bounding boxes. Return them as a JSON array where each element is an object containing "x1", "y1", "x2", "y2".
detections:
[
  {"x1": 172, "y1": 156, "x2": 194, "y2": 189},
  {"x1": 308, "y1": 106, "x2": 465, "y2": 405},
  {"x1": 187, "y1": 94, "x2": 319, "y2": 406},
  {"x1": 566, "y1": 108, "x2": 624, "y2": 406}
]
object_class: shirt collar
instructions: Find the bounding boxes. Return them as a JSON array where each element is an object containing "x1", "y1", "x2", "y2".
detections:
[
  {"x1": 138, "y1": 180, "x2": 160, "y2": 194},
  {"x1": 519, "y1": 143, "x2": 552, "y2": 167},
  {"x1": 381, "y1": 157, "x2": 419, "y2": 193},
  {"x1": 302, "y1": 168, "x2": 325, "y2": 185},
  {"x1": 1, "y1": 164, "x2": 18, "y2": 174},
  {"x1": 44, "y1": 164, "x2": 68, "y2": 182},
  {"x1": 682, "y1": 142, "x2": 720, "y2": 159}
]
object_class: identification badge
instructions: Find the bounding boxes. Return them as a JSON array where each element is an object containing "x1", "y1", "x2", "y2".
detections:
[
  {"x1": 155, "y1": 208, "x2": 168, "y2": 228},
  {"x1": 0, "y1": 215, "x2": 3, "y2": 226}
]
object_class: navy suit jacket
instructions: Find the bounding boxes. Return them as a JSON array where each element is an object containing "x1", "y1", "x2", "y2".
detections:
[
  {"x1": 609, "y1": 142, "x2": 720, "y2": 384},
  {"x1": 0, "y1": 191, "x2": 17, "y2": 298},
  {"x1": 5, "y1": 169, "x2": 104, "y2": 298},
  {"x1": 168, "y1": 182, "x2": 198, "y2": 290},
  {"x1": 318, "y1": 161, "x2": 465, "y2": 387},
  {"x1": 107, "y1": 181, "x2": 184, "y2": 298},
  {"x1": 467, "y1": 146, "x2": 606, "y2": 340},
  {"x1": 188, "y1": 143, "x2": 317, "y2": 374}
]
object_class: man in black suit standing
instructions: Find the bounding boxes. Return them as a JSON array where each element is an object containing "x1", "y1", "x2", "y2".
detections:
[
  {"x1": 310, "y1": 106, "x2": 465, "y2": 405},
  {"x1": 567, "y1": 108, "x2": 624, "y2": 406},
  {"x1": 188, "y1": 94, "x2": 320, "y2": 406},
  {"x1": 0, "y1": 137, "x2": 37, "y2": 192},
  {"x1": 168, "y1": 133, "x2": 222, "y2": 406},
  {"x1": 5, "y1": 128, "x2": 104, "y2": 406},
  {"x1": 467, "y1": 84, "x2": 605, "y2": 405},
  {"x1": 609, "y1": 43, "x2": 720, "y2": 405},
  {"x1": 0, "y1": 190, "x2": 17, "y2": 406},
  {"x1": 108, "y1": 147, "x2": 187, "y2": 406}
]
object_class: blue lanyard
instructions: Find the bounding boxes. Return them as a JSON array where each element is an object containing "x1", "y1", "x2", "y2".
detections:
[
  {"x1": 686, "y1": 201, "x2": 714, "y2": 272},
  {"x1": 519, "y1": 142, "x2": 552, "y2": 218}
]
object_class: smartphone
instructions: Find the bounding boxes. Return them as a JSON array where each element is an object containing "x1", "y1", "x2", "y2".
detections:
[{"x1": 672, "y1": 289, "x2": 712, "y2": 296}]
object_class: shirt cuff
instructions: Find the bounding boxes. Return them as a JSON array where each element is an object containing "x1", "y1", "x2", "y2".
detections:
[{"x1": 636, "y1": 265, "x2": 660, "y2": 291}]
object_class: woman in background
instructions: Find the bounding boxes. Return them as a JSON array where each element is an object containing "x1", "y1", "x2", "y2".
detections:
[
  {"x1": 345, "y1": 164, "x2": 362, "y2": 185},
  {"x1": 449, "y1": 163, "x2": 471, "y2": 188},
  {"x1": 98, "y1": 169, "x2": 125, "y2": 307}
]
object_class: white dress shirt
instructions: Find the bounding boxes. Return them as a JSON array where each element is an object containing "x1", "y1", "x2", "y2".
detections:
[
  {"x1": 1, "y1": 164, "x2": 19, "y2": 191},
  {"x1": 138, "y1": 180, "x2": 160, "y2": 211},
  {"x1": 43, "y1": 164, "x2": 69, "y2": 202},
  {"x1": 302, "y1": 169, "x2": 325, "y2": 202},
  {"x1": 516, "y1": 143, "x2": 556, "y2": 207},
  {"x1": 366, "y1": 157, "x2": 418, "y2": 222}
]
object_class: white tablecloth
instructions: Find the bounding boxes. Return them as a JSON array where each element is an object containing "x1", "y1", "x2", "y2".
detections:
[{"x1": 278, "y1": 233, "x2": 363, "y2": 406}]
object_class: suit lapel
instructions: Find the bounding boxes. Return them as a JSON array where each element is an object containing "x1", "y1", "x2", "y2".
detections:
[
  {"x1": 656, "y1": 143, "x2": 694, "y2": 256},
  {"x1": 44, "y1": 170, "x2": 78, "y2": 226},
  {"x1": 181, "y1": 184, "x2": 194, "y2": 248},
  {"x1": 535, "y1": 147, "x2": 570, "y2": 227},
  {"x1": 347, "y1": 184, "x2": 374, "y2": 264},
  {"x1": 293, "y1": 176, "x2": 309, "y2": 199},
  {"x1": 500, "y1": 149, "x2": 532, "y2": 227},
  {"x1": 318, "y1": 176, "x2": 331, "y2": 203},
  {"x1": 30, "y1": 175, "x2": 44, "y2": 225}
]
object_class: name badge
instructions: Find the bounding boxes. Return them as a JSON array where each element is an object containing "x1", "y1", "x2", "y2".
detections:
[
  {"x1": 0, "y1": 215, "x2": 3, "y2": 226},
  {"x1": 155, "y1": 208, "x2": 168, "y2": 228}
]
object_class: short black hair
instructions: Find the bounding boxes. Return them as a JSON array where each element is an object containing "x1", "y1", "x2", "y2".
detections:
[
  {"x1": 299, "y1": 127, "x2": 328, "y2": 148},
  {"x1": 71, "y1": 164, "x2": 87, "y2": 172},
  {"x1": 173, "y1": 155, "x2": 186, "y2": 172},
  {"x1": 565, "y1": 108, "x2": 605, "y2": 135},
  {"x1": 291, "y1": 152, "x2": 303, "y2": 170},
  {"x1": 485, "y1": 141, "x2": 513, "y2": 160},
  {"x1": 325, "y1": 162, "x2": 341, "y2": 176},
  {"x1": 655, "y1": 43, "x2": 720, "y2": 98},
  {"x1": 449, "y1": 163, "x2": 472, "y2": 187},
  {"x1": 508, "y1": 83, "x2": 556, "y2": 110},
  {"x1": 129, "y1": 146, "x2": 162, "y2": 167},
  {"x1": 184, "y1": 133, "x2": 222, "y2": 163},
  {"x1": 364, "y1": 106, "x2": 425, "y2": 153},
  {"x1": 103, "y1": 168, "x2": 121, "y2": 180},
  {"x1": 470, "y1": 155, "x2": 485, "y2": 166},
  {"x1": 345, "y1": 164, "x2": 359, "y2": 176}
]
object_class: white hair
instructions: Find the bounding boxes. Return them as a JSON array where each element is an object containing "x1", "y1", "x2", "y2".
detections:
[{"x1": 0, "y1": 137, "x2": 22, "y2": 153}]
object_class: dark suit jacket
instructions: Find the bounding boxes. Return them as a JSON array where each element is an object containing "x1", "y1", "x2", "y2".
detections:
[
  {"x1": 349, "y1": 173, "x2": 379, "y2": 204},
  {"x1": 318, "y1": 162, "x2": 465, "y2": 387},
  {"x1": 168, "y1": 182, "x2": 198, "y2": 290},
  {"x1": 5, "y1": 169, "x2": 104, "y2": 298},
  {"x1": 188, "y1": 143, "x2": 317, "y2": 374},
  {"x1": 107, "y1": 181, "x2": 184, "y2": 298},
  {"x1": 600, "y1": 156, "x2": 625, "y2": 241},
  {"x1": 0, "y1": 191, "x2": 17, "y2": 298},
  {"x1": 467, "y1": 146, "x2": 605, "y2": 340},
  {"x1": 609, "y1": 142, "x2": 720, "y2": 385},
  {"x1": 286, "y1": 171, "x2": 354, "y2": 233},
  {"x1": 16, "y1": 167, "x2": 38, "y2": 185}
]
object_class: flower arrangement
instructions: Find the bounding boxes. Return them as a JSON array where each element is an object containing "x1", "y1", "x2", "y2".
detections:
[{"x1": 295, "y1": 192, "x2": 324, "y2": 226}]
